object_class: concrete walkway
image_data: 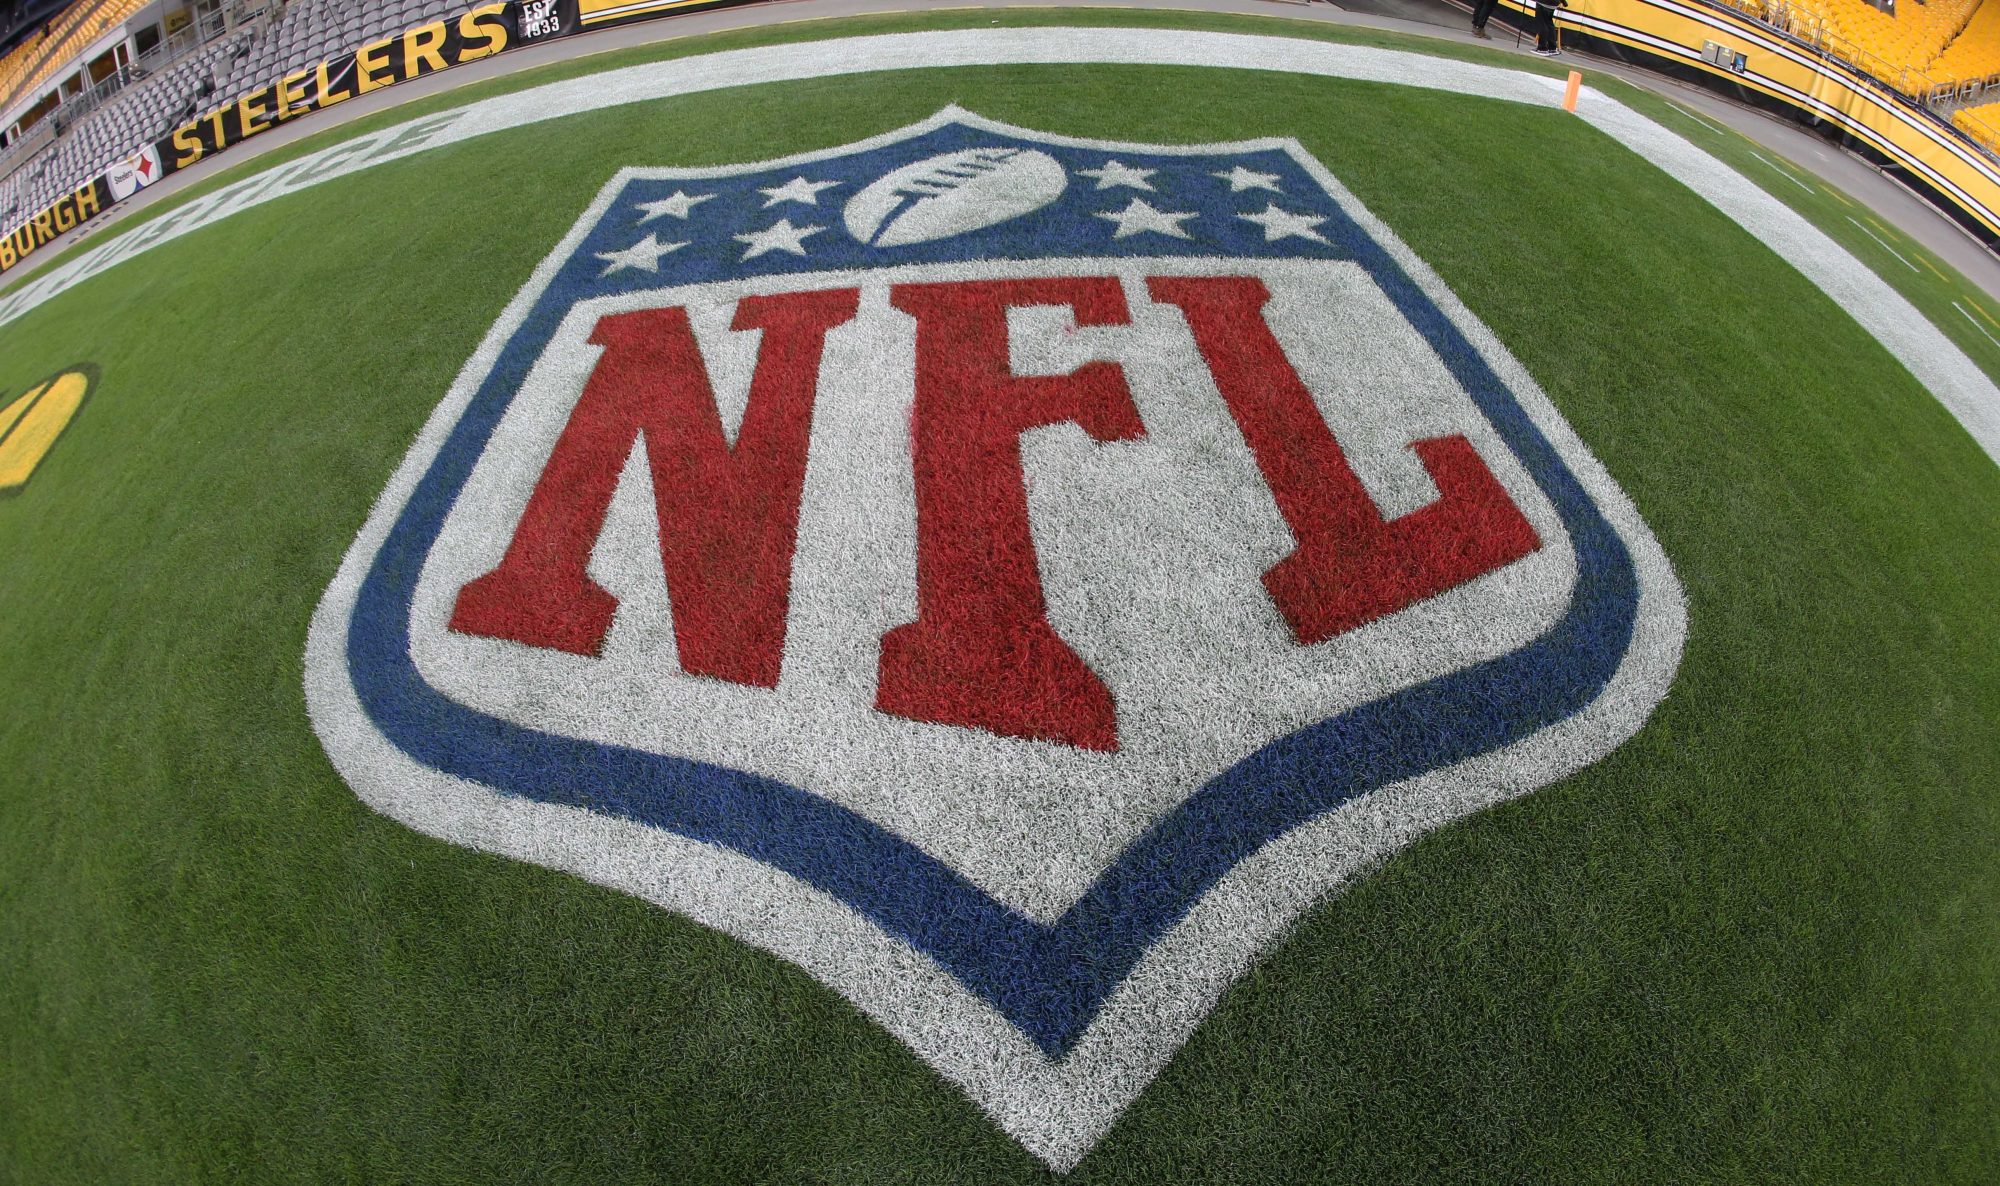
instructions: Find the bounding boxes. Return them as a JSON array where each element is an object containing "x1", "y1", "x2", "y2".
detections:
[{"x1": 23, "y1": 0, "x2": 2000, "y2": 305}]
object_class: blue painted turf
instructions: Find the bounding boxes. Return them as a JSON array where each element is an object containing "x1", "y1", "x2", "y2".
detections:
[{"x1": 344, "y1": 119, "x2": 1638, "y2": 1058}]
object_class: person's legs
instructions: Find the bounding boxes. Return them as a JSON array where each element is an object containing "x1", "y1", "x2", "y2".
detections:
[
  {"x1": 1471, "y1": 0, "x2": 1500, "y2": 34},
  {"x1": 1534, "y1": 4, "x2": 1558, "y2": 51}
]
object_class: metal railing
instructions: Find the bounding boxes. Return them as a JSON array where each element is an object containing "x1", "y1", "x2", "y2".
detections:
[
  {"x1": 0, "y1": 116, "x2": 53, "y2": 182},
  {"x1": 1699, "y1": 0, "x2": 2000, "y2": 160},
  {"x1": 0, "y1": 0, "x2": 282, "y2": 212},
  {"x1": 49, "y1": 63, "x2": 139, "y2": 134}
]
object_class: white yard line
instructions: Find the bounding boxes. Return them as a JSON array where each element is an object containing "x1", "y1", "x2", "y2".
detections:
[
  {"x1": 1750, "y1": 149, "x2": 1816, "y2": 194},
  {"x1": 1675, "y1": 101, "x2": 1728, "y2": 136},
  {"x1": 1957, "y1": 301, "x2": 2000, "y2": 349},
  {"x1": 1849, "y1": 215, "x2": 1918, "y2": 271}
]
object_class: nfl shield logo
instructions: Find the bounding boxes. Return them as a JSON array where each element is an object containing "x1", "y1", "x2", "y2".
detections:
[{"x1": 307, "y1": 109, "x2": 1685, "y2": 1168}]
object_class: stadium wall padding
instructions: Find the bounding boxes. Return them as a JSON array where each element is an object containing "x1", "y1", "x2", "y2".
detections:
[{"x1": 0, "y1": 175, "x2": 109, "y2": 270}]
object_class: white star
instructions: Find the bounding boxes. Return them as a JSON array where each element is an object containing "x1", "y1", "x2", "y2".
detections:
[
  {"x1": 1076, "y1": 159, "x2": 1157, "y2": 191},
  {"x1": 1213, "y1": 165, "x2": 1283, "y2": 194},
  {"x1": 1238, "y1": 203, "x2": 1329, "y2": 244},
  {"x1": 734, "y1": 218, "x2": 824, "y2": 260},
  {"x1": 758, "y1": 176, "x2": 842, "y2": 207},
  {"x1": 594, "y1": 232, "x2": 687, "y2": 275},
  {"x1": 634, "y1": 190, "x2": 714, "y2": 222},
  {"x1": 1096, "y1": 197, "x2": 1196, "y2": 239}
]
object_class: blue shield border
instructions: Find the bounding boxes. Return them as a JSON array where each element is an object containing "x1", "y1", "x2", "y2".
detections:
[{"x1": 312, "y1": 108, "x2": 1681, "y2": 1141}]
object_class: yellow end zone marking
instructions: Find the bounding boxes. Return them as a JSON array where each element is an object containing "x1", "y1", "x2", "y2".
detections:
[
  {"x1": 0, "y1": 370, "x2": 91, "y2": 491},
  {"x1": 0, "y1": 381, "x2": 45, "y2": 443},
  {"x1": 1963, "y1": 295, "x2": 2000, "y2": 332}
]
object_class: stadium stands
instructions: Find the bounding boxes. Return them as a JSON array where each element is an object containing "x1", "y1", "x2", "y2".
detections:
[
  {"x1": 8, "y1": 0, "x2": 2000, "y2": 250},
  {"x1": 1773, "y1": 0, "x2": 1980, "y2": 88},
  {"x1": 0, "y1": 32, "x2": 49, "y2": 110},
  {"x1": 1649, "y1": 0, "x2": 2000, "y2": 158},
  {"x1": 0, "y1": 27, "x2": 245, "y2": 226},
  {"x1": 1928, "y1": 0, "x2": 2000, "y2": 89},
  {"x1": 1953, "y1": 96, "x2": 2000, "y2": 150},
  {"x1": 0, "y1": 0, "x2": 149, "y2": 116},
  {"x1": 0, "y1": 0, "x2": 464, "y2": 233}
]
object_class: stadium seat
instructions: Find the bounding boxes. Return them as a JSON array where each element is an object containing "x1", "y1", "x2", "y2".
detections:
[
  {"x1": 1776, "y1": 0, "x2": 1981, "y2": 92},
  {"x1": 17, "y1": 0, "x2": 1996, "y2": 240},
  {"x1": 1951, "y1": 95, "x2": 2000, "y2": 151},
  {"x1": 0, "y1": 0, "x2": 149, "y2": 118},
  {"x1": 1930, "y1": 1, "x2": 2000, "y2": 89}
]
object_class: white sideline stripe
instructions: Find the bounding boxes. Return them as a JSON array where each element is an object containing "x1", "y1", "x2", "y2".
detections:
[
  {"x1": 1571, "y1": 80, "x2": 2000, "y2": 461},
  {"x1": 1957, "y1": 301, "x2": 2000, "y2": 350},
  {"x1": 0, "y1": 27, "x2": 1991, "y2": 462},
  {"x1": 1848, "y1": 215, "x2": 1918, "y2": 272},
  {"x1": 1673, "y1": 101, "x2": 1727, "y2": 136},
  {"x1": 1749, "y1": 149, "x2": 1816, "y2": 194}
]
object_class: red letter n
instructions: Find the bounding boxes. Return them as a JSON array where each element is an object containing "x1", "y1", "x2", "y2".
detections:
[{"x1": 449, "y1": 288, "x2": 860, "y2": 686}]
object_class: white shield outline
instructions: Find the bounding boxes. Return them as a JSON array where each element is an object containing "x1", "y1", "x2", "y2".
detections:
[{"x1": 306, "y1": 108, "x2": 1686, "y2": 1170}]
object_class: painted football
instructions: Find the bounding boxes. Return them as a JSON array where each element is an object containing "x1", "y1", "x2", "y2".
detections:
[{"x1": 844, "y1": 147, "x2": 1067, "y2": 247}]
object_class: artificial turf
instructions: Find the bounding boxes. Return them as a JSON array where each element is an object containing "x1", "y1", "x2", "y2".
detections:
[{"x1": 1, "y1": 13, "x2": 1995, "y2": 1184}]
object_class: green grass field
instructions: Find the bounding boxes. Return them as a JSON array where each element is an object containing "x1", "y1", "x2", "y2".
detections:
[{"x1": 1, "y1": 9, "x2": 1995, "y2": 1182}]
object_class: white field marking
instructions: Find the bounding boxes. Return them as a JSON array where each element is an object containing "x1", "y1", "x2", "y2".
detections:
[
  {"x1": 1568, "y1": 83, "x2": 2000, "y2": 459},
  {"x1": 1672, "y1": 101, "x2": 1727, "y2": 136},
  {"x1": 1749, "y1": 149, "x2": 1816, "y2": 195},
  {"x1": 1847, "y1": 215, "x2": 1918, "y2": 271},
  {"x1": 0, "y1": 28, "x2": 1991, "y2": 459},
  {"x1": 308, "y1": 106, "x2": 1687, "y2": 1171},
  {"x1": 1957, "y1": 302, "x2": 2000, "y2": 350},
  {"x1": 408, "y1": 253, "x2": 1576, "y2": 923}
]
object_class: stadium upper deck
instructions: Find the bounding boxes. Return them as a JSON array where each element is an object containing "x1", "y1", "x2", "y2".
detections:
[{"x1": 0, "y1": 0, "x2": 464, "y2": 234}]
